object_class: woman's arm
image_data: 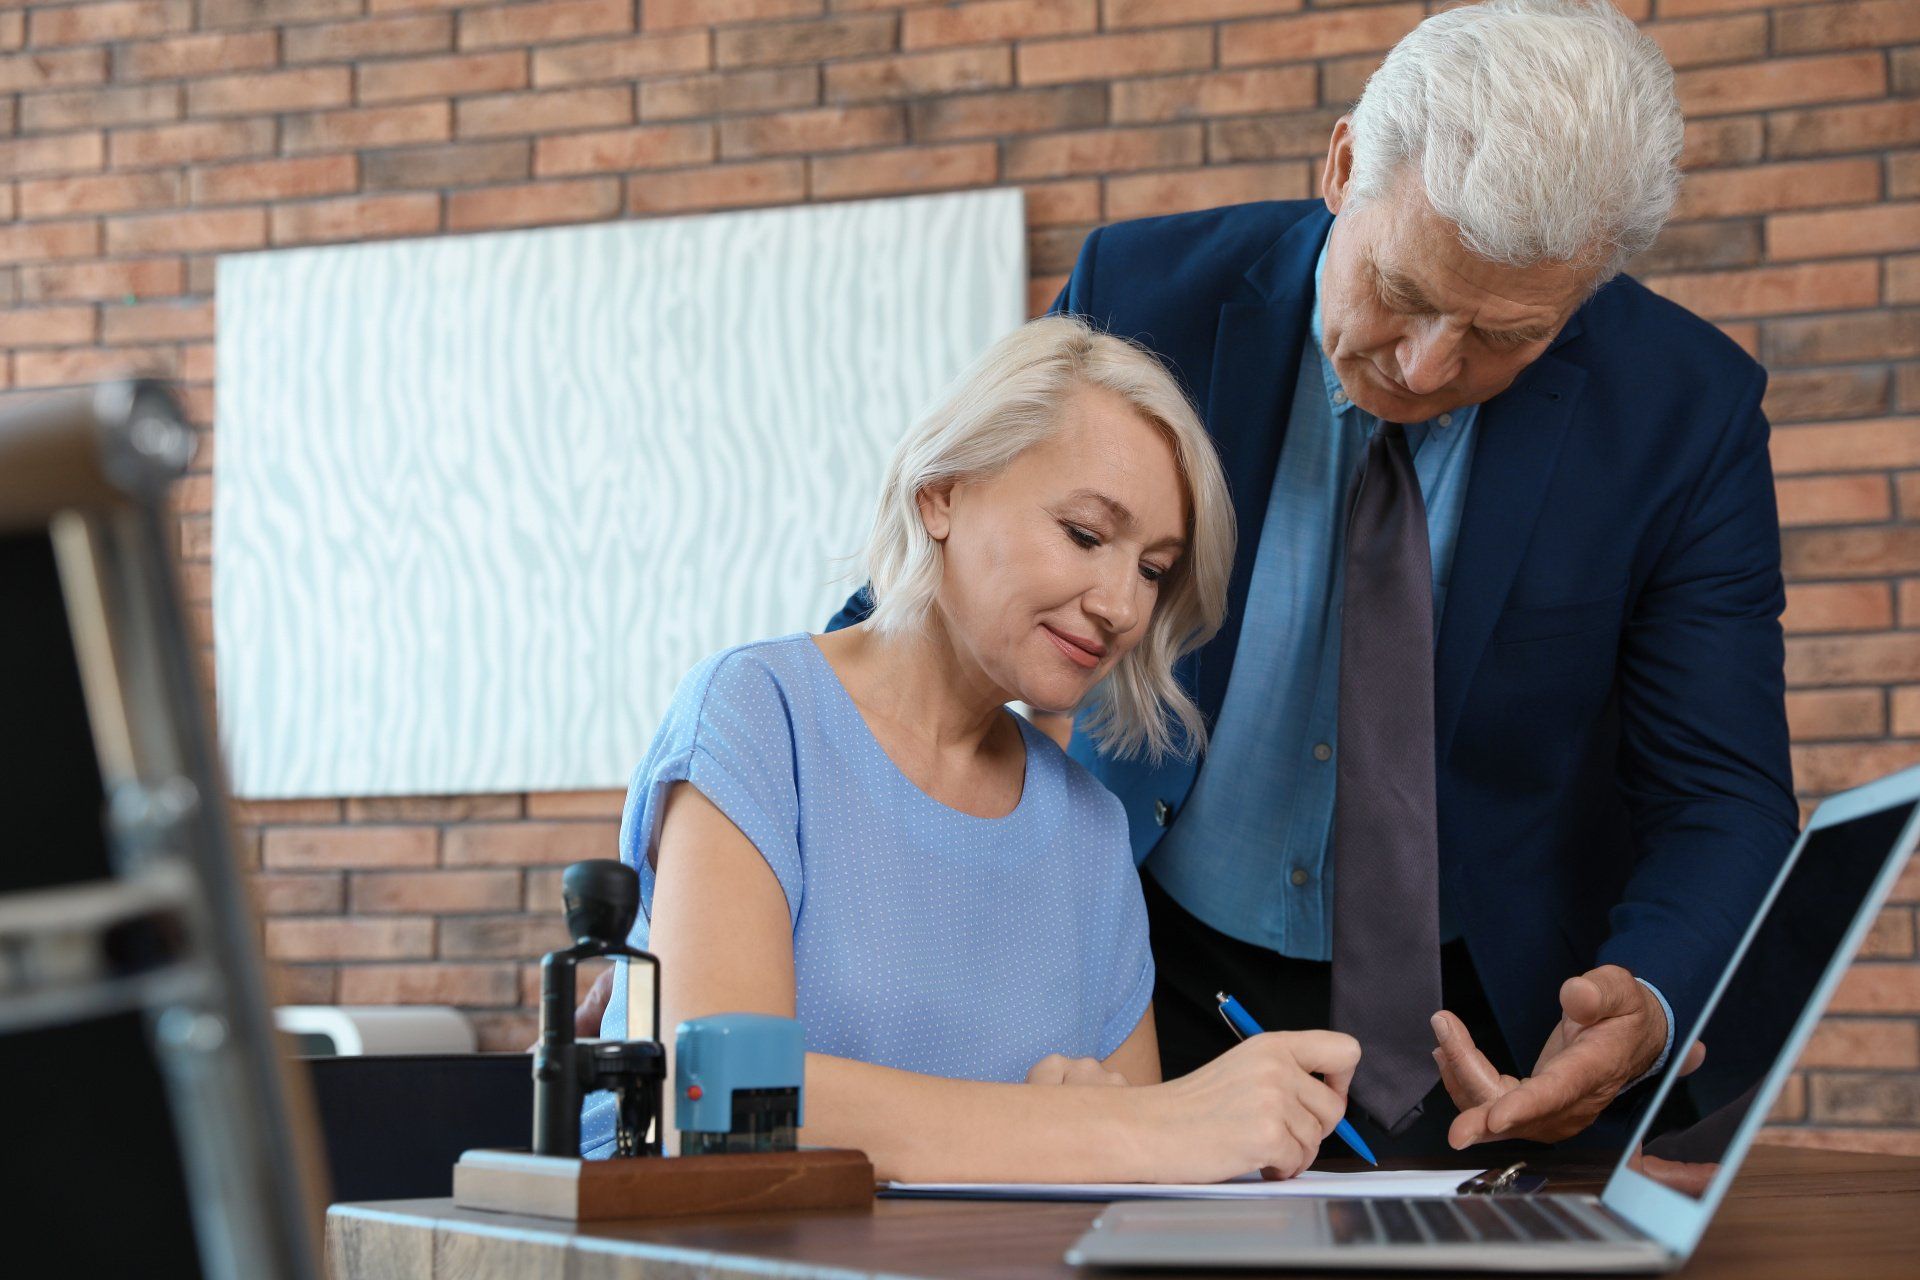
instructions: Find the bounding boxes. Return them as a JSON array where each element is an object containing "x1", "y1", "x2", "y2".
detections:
[{"x1": 650, "y1": 781, "x2": 1356, "y2": 1184}]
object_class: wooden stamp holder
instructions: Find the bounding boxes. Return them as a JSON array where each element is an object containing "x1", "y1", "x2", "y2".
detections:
[{"x1": 452, "y1": 1147, "x2": 875, "y2": 1222}]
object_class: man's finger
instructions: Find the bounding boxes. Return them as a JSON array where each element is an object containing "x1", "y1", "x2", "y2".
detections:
[
  {"x1": 1449, "y1": 1102, "x2": 1494, "y2": 1150},
  {"x1": 1679, "y1": 1040, "x2": 1707, "y2": 1076},
  {"x1": 1485, "y1": 1064, "x2": 1587, "y2": 1137},
  {"x1": 1431, "y1": 1011, "x2": 1505, "y2": 1106},
  {"x1": 1561, "y1": 965, "x2": 1639, "y2": 1028}
]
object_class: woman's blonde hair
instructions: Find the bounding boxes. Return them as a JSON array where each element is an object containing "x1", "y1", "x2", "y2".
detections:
[{"x1": 860, "y1": 314, "x2": 1235, "y2": 764}]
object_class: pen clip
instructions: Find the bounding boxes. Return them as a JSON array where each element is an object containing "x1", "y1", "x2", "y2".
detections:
[{"x1": 1214, "y1": 993, "x2": 1247, "y2": 1043}]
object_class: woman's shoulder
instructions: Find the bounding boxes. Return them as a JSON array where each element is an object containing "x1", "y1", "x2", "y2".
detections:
[
  {"x1": 1019, "y1": 715, "x2": 1130, "y2": 834},
  {"x1": 655, "y1": 633, "x2": 824, "y2": 749}
]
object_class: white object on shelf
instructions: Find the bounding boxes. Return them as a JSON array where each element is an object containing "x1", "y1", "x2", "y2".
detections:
[{"x1": 275, "y1": 1005, "x2": 477, "y2": 1056}]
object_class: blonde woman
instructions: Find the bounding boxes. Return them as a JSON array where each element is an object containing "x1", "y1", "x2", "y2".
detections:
[{"x1": 585, "y1": 315, "x2": 1361, "y2": 1182}]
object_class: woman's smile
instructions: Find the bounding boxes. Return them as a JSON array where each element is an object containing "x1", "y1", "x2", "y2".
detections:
[{"x1": 1041, "y1": 622, "x2": 1105, "y2": 670}]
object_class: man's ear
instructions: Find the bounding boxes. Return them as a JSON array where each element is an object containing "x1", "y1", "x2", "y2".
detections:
[
  {"x1": 916, "y1": 482, "x2": 956, "y2": 541},
  {"x1": 1321, "y1": 115, "x2": 1355, "y2": 216}
]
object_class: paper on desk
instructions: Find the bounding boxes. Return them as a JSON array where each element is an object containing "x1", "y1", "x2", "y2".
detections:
[{"x1": 880, "y1": 1169, "x2": 1487, "y2": 1201}]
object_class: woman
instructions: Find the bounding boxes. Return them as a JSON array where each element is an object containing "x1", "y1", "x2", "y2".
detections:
[{"x1": 586, "y1": 315, "x2": 1360, "y2": 1182}]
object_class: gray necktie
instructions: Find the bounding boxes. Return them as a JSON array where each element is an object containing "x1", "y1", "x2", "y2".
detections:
[{"x1": 1330, "y1": 421, "x2": 1443, "y2": 1135}]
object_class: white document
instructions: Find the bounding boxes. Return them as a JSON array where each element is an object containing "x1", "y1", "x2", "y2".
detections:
[{"x1": 880, "y1": 1169, "x2": 1487, "y2": 1201}]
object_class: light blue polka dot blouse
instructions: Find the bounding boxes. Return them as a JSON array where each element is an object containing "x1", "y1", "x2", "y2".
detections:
[{"x1": 580, "y1": 633, "x2": 1153, "y2": 1156}]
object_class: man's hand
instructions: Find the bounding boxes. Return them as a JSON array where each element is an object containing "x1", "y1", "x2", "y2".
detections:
[{"x1": 1432, "y1": 964, "x2": 1704, "y2": 1148}]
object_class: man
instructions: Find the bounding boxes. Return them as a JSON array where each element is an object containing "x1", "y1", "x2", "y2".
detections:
[{"x1": 828, "y1": 0, "x2": 1795, "y2": 1157}]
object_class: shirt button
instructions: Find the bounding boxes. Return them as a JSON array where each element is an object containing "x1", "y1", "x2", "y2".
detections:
[
  {"x1": 1312, "y1": 743, "x2": 1332, "y2": 762},
  {"x1": 1332, "y1": 389, "x2": 1348, "y2": 406},
  {"x1": 1154, "y1": 799, "x2": 1172, "y2": 827},
  {"x1": 1290, "y1": 868, "x2": 1310, "y2": 887},
  {"x1": 1437, "y1": 412, "x2": 1453, "y2": 427}
]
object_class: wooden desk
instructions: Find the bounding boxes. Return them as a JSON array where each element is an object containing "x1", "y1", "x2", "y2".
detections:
[{"x1": 327, "y1": 1145, "x2": 1920, "y2": 1280}]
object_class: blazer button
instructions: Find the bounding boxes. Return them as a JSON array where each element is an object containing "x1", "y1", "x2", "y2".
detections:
[{"x1": 1154, "y1": 799, "x2": 1172, "y2": 827}]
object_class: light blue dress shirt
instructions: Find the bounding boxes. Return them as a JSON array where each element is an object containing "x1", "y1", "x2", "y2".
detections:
[{"x1": 1146, "y1": 237, "x2": 1673, "y2": 1075}]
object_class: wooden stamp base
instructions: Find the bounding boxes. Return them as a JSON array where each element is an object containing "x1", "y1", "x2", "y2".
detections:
[{"x1": 452, "y1": 1147, "x2": 875, "y2": 1221}]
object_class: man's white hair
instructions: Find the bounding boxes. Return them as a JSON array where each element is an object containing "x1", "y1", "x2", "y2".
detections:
[
  {"x1": 861, "y1": 314, "x2": 1235, "y2": 765},
  {"x1": 1348, "y1": 0, "x2": 1683, "y2": 282}
]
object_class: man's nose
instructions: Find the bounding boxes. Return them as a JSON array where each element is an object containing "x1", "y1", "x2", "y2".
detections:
[{"x1": 1397, "y1": 322, "x2": 1464, "y2": 396}]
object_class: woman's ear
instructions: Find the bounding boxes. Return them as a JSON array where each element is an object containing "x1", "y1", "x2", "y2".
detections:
[{"x1": 916, "y1": 482, "x2": 956, "y2": 542}]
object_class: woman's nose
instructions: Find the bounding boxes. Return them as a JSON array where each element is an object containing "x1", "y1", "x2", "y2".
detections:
[{"x1": 1083, "y1": 570, "x2": 1141, "y2": 637}]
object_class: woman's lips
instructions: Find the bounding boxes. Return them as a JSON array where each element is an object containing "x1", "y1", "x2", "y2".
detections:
[{"x1": 1042, "y1": 624, "x2": 1102, "y2": 670}]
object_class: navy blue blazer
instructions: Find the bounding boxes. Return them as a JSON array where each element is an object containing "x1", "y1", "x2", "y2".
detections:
[{"x1": 831, "y1": 200, "x2": 1798, "y2": 1066}]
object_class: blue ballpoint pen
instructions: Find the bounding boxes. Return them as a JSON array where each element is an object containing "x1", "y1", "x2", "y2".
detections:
[{"x1": 1214, "y1": 991, "x2": 1378, "y2": 1167}]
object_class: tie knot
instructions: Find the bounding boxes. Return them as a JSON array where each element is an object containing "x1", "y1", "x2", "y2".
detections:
[{"x1": 1373, "y1": 421, "x2": 1408, "y2": 442}]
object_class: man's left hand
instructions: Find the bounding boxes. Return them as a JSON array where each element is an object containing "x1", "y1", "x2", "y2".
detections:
[{"x1": 1432, "y1": 964, "x2": 1702, "y2": 1148}]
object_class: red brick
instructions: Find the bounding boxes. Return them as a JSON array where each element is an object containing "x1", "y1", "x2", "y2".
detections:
[
  {"x1": 1208, "y1": 110, "x2": 1348, "y2": 163},
  {"x1": 532, "y1": 29, "x2": 710, "y2": 87},
  {"x1": 264, "y1": 825, "x2": 439, "y2": 870},
  {"x1": 1657, "y1": 0, "x2": 1827, "y2": 13},
  {"x1": 17, "y1": 258, "x2": 181, "y2": 304},
  {"x1": 350, "y1": 869, "x2": 523, "y2": 914},
  {"x1": 361, "y1": 142, "x2": 531, "y2": 191},
  {"x1": 1769, "y1": 102, "x2": 1920, "y2": 160},
  {"x1": 101, "y1": 300, "x2": 214, "y2": 344},
  {"x1": 114, "y1": 31, "x2": 278, "y2": 80},
  {"x1": 1107, "y1": 0, "x2": 1303, "y2": 27},
  {"x1": 442, "y1": 821, "x2": 619, "y2": 866},
  {"x1": 1894, "y1": 686, "x2": 1920, "y2": 735},
  {"x1": 201, "y1": 0, "x2": 361, "y2": 25},
  {"x1": 1221, "y1": 4, "x2": 1425, "y2": 66},
  {"x1": 524, "y1": 790, "x2": 626, "y2": 819},
  {"x1": 191, "y1": 155, "x2": 358, "y2": 205},
  {"x1": 457, "y1": 87, "x2": 631, "y2": 139},
  {"x1": 233, "y1": 798, "x2": 343, "y2": 824},
  {"x1": 640, "y1": 67, "x2": 818, "y2": 121},
  {"x1": 187, "y1": 67, "x2": 352, "y2": 118},
  {"x1": 642, "y1": 0, "x2": 818, "y2": 29},
  {"x1": 283, "y1": 103, "x2": 452, "y2": 153},
  {"x1": 21, "y1": 83, "x2": 176, "y2": 132},
  {"x1": 459, "y1": 0, "x2": 632, "y2": 51},
  {"x1": 903, "y1": 0, "x2": 1097, "y2": 47},
  {"x1": 15, "y1": 347, "x2": 176, "y2": 388},
  {"x1": 358, "y1": 52, "x2": 529, "y2": 104},
  {"x1": 272, "y1": 194, "x2": 442, "y2": 245},
  {"x1": 1793, "y1": 741, "x2": 1920, "y2": 794},
  {"x1": 1319, "y1": 51, "x2": 1381, "y2": 107},
  {"x1": 809, "y1": 142, "x2": 997, "y2": 200},
  {"x1": 1676, "y1": 54, "x2": 1886, "y2": 118},
  {"x1": 447, "y1": 177, "x2": 619, "y2": 230},
  {"x1": 284, "y1": 13, "x2": 454, "y2": 62},
  {"x1": 1111, "y1": 66, "x2": 1317, "y2": 124},
  {"x1": 909, "y1": 85, "x2": 1104, "y2": 142},
  {"x1": 1642, "y1": 261, "x2": 1879, "y2": 321},
  {"x1": 1765, "y1": 367, "x2": 1890, "y2": 424},
  {"x1": 1630, "y1": 221, "x2": 1762, "y2": 276},
  {"x1": 1768, "y1": 1072, "x2": 1807, "y2": 1123},
  {"x1": 1777, "y1": 475, "x2": 1893, "y2": 527},
  {"x1": 1783, "y1": 582, "x2": 1895, "y2": 634},
  {"x1": 628, "y1": 160, "x2": 806, "y2": 214},
  {"x1": 1798, "y1": 1017, "x2": 1920, "y2": 1070},
  {"x1": 715, "y1": 14, "x2": 896, "y2": 69},
  {"x1": 0, "y1": 306, "x2": 96, "y2": 348},
  {"x1": 1772, "y1": 418, "x2": 1920, "y2": 473},
  {"x1": 1776, "y1": 0, "x2": 1920, "y2": 53},
  {"x1": 1862, "y1": 908, "x2": 1918, "y2": 961},
  {"x1": 1900, "y1": 580, "x2": 1920, "y2": 628},
  {"x1": 0, "y1": 9, "x2": 17, "y2": 50},
  {"x1": 253, "y1": 871, "x2": 346, "y2": 916},
  {"x1": 338, "y1": 963, "x2": 518, "y2": 1005},
  {"x1": 17, "y1": 171, "x2": 179, "y2": 219},
  {"x1": 29, "y1": 0, "x2": 191, "y2": 44},
  {"x1": 345, "y1": 795, "x2": 522, "y2": 822},
  {"x1": 534, "y1": 123, "x2": 714, "y2": 176},
  {"x1": 439, "y1": 915, "x2": 571, "y2": 959},
  {"x1": 1785, "y1": 528, "x2": 1920, "y2": 579},
  {"x1": 1768, "y1": 203, "x2": 1920, "y2": 263},
  {"x1": 1809, "y1": 1071, "x2": 1920, "y2": 1126},
  {"x1": 1682, "y1": 116, "x2": 1765, "y2": 170},
  {"x1": 1646, "y1": 14, "x2": 1768, "y2": 70},
  {"x1": 1674, "y1": 159, "x2": 1881, "y2": 221},
  {"x1": 1004, "y1": 124, "x2": 1200, "y2": 181},
  {"x1": 826, "y1": 47, "x2": 1011, "y2": 103},
  {"x1": 718, "y1": 104, "x2": 904, "y2": 158},
  {"x1": 1, "y1": 48, "x2": 107, "y2": 98},
  {"x1": 1107, "y1": 162, "x2": 1309, "y2": 221},
  {"x1": 1787, "y1": 633, "x2": 1920, "y2": 686},
  {"x1": 0, "y1": 219, "x2": 99, "y2": 266},
  {"x1": 1018, "y1": 28, "x2": 1213, "y2": 86},
  {"x1": 1892, "y1": 256, "x2": 1920, "y2": 308},
  {"x1": 269, "y1": 964, "x2": 337, "y2": 1005},
  {"x1": 0, "y1": 132, "x2": 105, "y2": 178},
  {"x1": 1785, "y1": 688, "x2": 1886, "y2": 742},
  {"x1": 1901, "y1": 471, "x2": 1920, "y2": 520},
  {"x1": 1767, "y1": 311, "x2": 1920, "y2": 366},
  {"x1": 107, "y1": 207, "x2": 265, "y2": 255},
  {"x1": 111, "y1": 119, "x2": 275, "y2": 168}
]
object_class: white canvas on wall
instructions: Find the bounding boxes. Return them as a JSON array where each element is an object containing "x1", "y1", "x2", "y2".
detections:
[{"x1": 214, "y1": 188, "x2": 1027, "y2": 798}]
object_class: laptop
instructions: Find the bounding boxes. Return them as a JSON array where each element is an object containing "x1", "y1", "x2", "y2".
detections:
[{"x1": 1066, "y1": 764, "x2": 1920, "y2": 1273}]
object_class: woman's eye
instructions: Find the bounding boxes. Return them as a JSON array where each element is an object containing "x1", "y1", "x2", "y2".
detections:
[
  {"x1": 1063, "y1": 524, "x2": 1099, "y2": 549},
  {"x1": 1140, "y1": 564, "x2": 1165, "y2": 584}
]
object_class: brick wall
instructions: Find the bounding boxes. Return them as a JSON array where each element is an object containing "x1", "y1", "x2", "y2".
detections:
[{"x1": 3, "y1": 0, "x2": 1917, "y2": 1151}]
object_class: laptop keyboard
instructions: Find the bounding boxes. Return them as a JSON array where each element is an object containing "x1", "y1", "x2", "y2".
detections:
[{"x1": 1326, "y1": 1196, "x2": 1605, "y2": 1246}]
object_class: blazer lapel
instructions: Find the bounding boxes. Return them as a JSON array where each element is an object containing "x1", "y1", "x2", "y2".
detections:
[
  {"x1": 1194, "y1": 209, "x2": 1332, "y2": 726},
  {"x1": 1433, "y1": 343, "x2": 1588, "y2": 760}
]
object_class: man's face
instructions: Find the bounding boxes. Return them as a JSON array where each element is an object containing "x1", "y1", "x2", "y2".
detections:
[{"x1": 1318, "y1": 119, "x2": 1600, "y2": 424}]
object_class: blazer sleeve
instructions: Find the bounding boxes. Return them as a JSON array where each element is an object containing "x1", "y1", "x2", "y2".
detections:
[
  {"x1": 824, "y1": 227, "x2": 1107, "y2": 633},
  {"x1": 1595, "y1": 364, "x2": 1799, "y2": 1040}
]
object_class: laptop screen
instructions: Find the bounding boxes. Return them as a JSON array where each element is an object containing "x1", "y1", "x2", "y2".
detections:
[{"x1": 1639, "y1": 797, "x2": 1917, "y2": 1194}]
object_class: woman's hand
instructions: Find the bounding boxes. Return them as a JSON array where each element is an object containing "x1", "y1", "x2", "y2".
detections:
[
  {"x1": 1141, "y1": 1031, "x2": 1361, "y2": 1183},
  {"x1": 1026, "y1": 1054, "x2": 1130, "y2": 1087}
]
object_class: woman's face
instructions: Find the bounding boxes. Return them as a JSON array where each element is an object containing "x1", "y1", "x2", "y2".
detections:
[{"x1": 919, "y1": 385, "x2": 1190, "y2": 715}]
